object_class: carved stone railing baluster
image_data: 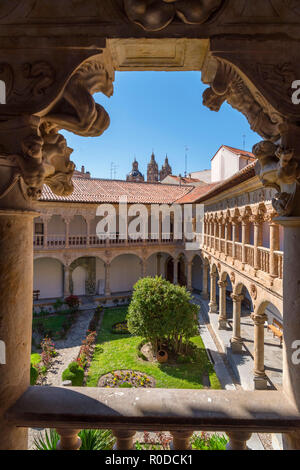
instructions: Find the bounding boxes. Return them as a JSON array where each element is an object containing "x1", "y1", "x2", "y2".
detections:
[
  {"x1": 170, "y1": 431, "x2": 193, "y2": 450},
  {"x1": 226, "y1": 431, "x2": 252, "y2": 450},
  {"x1": 112, "y1": 430, "x2": 136, "y2": 450},
  {"x1": 56, "y1": 428, "x2": 81, "y2": 450}
]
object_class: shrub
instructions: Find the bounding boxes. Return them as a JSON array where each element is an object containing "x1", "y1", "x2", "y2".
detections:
[
  {"x1": 30, "y1": 364, "x2": 39, "y2": 385},
  {"x1": 53, "y1": 298, "x2": 64, "y2": 313},
  {"x1": 62, "y1": 361, "x2": 84, "y2": 386},
  {"x1": 127, "y1": 276, "x2": 199, "y2": 354},
  {"x1": 191, "y1": 432, "x2": 228, "y2": 450},
  {"x1": 65, "y1": 295, "x2": 80, "y2": 310},
  {"x1": 33, "y1": 428, "x2": 115, "y2": 450}
]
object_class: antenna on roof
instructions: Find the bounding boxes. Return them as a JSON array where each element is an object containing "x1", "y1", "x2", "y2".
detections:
[
  {"x1": 184, "y1": 146, "x2": 189, "y2": 177},
  {"x1": 110, "y1": 162, "x2": 118, "y2": 180},
  {"x1": 243, "y1": 134, "x2": 246, "y2": 150}
]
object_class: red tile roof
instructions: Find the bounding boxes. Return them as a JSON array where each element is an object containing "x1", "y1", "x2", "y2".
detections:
[
  {"x1": 192, "y1": 161, "x2": 257, "y2": 204},
  {"x1": 40, "y1": 177, "x2": 194, "y2": 205},
  {"x1": 167, "y1": 175, "x2": 203, "y2": 184},
  {"x1": 175, "y1": 183, "x2": 219, "y2": 204},
  {"x1": 211, "y1": 145, "x2": 255, "y2": 161}
]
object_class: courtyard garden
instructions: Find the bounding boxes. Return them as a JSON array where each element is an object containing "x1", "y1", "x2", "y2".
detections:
[{"x1": 86, "y1": 277, "x2": 221, "y2": 389}]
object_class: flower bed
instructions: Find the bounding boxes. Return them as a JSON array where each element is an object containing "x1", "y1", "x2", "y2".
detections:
[
  {"x1": 111, "y1": 320, "x2": 129, "y2": 334},
  {"x1": 98, "y1": 370, "x2": 155, "y2": 388}
]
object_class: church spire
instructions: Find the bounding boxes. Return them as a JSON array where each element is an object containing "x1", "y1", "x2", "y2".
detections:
[{"x1": 147, "y1": 151, "x2": 159, "y2": 182}]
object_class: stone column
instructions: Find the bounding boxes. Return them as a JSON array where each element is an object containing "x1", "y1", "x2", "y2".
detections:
[
  {"x1": 241, "y1": 219, "x2": 249, "y2": 265},
  {"x1": 269, "y1": 220, "x2": 280, "y2": 277},
  {"x1": 140, "y1": 258, "x2": 147, "y2": 278},
  {"x1": 156, "y1": 253, "x2": 162, "y2": 276},
  {"x1": 209, "y1": 270, "x2": 218, "y2": 313},
  {"x1": 202, "y1": 263, "x2": 209, "y2": 299},
  {"x1": 64, "y1": 265, "x2": 71, "y2": 297},
  {"x1": 224, "y1": 222, "x2": 228, "y2": 256},
  {"x1": 0, "y1": 210, "x2": 37, "y2": 450},
  {"x1": 187, "y1": 260, "x2": 192, "y2": 291},
  {"x1": 232, "y1": 222, "x2": 237, "y2": 259},
  {"x1": 218, "y1": 280, "x2": 227, "y2": 330},
  {"x1": 251, "y1": 312, "x2": 268, "y2": 390},
  {"x1": 253, "y1": 220, "x2": 261, "y2": 270},
  {"x1": 173, "y1": 258, "x2": 178, "y2": 284},
  {"x1": 64, "y1": 216, "x2": 71, "y2": 248},
  {"x1": 105, "y1": 263, "x2": 111, "y2": 297},
  {"x1": 279, "y1": 218, "x2": 300, "y2": 413},
  {"x1": 230, "y1": 294, "x2": 244, "y2": 353},
  {"x1": 42, "y1": 215, "x2": 49, "y2": 248}
]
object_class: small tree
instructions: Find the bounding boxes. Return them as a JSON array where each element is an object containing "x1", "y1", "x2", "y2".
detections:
[{"x1": 127, "y1": 276, "x2": 199, "y2": 354}]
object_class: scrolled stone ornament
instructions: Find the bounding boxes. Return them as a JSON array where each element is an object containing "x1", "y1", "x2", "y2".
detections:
[
  {"x1": 44, "y1": 59, "x2": 113, "y2": 137},
  {"x1": 124, "y1": 0, "x2": 224, "y2": 31},
  {"x1": 203, "y1": 60, "x2": 281, "y2": 142}
]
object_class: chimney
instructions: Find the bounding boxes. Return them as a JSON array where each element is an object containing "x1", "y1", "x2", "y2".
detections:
[
  {"x1": 179, "y1": 173, "x2": 182, "y2": 187},
  {"x1": 81, "y1": 165, "x2": 85, "y2": 174}
]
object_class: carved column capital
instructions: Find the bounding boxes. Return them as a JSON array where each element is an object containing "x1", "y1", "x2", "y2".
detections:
[
  {"x1": 251, "y1": 313, "x2": 268, "y2": 325},
  {"x1": 231, "y1": 293, "x2": 244, "y2": 303}
]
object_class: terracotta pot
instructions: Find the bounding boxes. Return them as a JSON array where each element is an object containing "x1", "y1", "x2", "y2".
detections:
[{"x1": 156, "y1": 349, "x2": 168, "y2": 363}]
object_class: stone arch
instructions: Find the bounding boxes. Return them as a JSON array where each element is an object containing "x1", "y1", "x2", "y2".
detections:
[
  {"x1": 145, "y1": 251, "x2": 172, "y2": 278},
  {"x1": 33, "y1": 257, "x2": 64, "y2": 299},
  {"x1": 191, "y1": 254, "x2": 203, "y2": 293},
  {"x1": 110, "y1": 253, "x2": 142, "y2": 293},
  {"x1": 69, "y1": 256, "x2": 96, "y2": 296},
  {"x1": 109, "y1": 250, "x2": 143, "y2": 264}
]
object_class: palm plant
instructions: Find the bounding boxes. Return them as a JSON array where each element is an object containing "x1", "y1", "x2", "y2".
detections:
[{"x1": 33, "y1": 428, "x2": 115, "y2": 450}]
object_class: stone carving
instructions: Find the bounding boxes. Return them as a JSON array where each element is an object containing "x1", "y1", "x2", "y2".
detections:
[
  {"x1": 250, "y1": 284, "x2": 257, "y2": 300},
  {"x1": 0, "y1": 61, "x2": 55, "y2": 105},
  {"x1": 203, "y1": 60, "x2": 281, "y2": 141},
  {"x1": 253, "y1": 136, "x2": 300, "y2": 216},
  {"x1": 45, "y1": 59, "x2": 114, "y2": 137},
  {"x1": 2, "y1": 118, "x2": 75, "y2": 201},
  {"x1": 230, "y1": 272, "x2": 235, "y2": 284},
  {"x1": 124, "y1": 0, "x2": 224, "y2": 31}
]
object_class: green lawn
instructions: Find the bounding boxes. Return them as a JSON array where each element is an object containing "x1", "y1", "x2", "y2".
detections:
[
  {"x1": 86, "y1": 307, "x2": 221, "y2": 389},
  {"x1": 32, "y1": 314, "x2": 72, "y2": 340}
]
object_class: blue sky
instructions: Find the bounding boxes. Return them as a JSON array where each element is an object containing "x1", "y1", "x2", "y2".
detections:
[{"x1": 62, "y1": 71, "x2": 260, "y2": 180}]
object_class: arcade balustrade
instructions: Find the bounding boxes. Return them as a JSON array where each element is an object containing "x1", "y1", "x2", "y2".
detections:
[{"x1": 6, "y1": 387, "x2": 300, "y2": 450}]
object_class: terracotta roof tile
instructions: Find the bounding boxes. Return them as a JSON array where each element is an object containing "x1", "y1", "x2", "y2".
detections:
[
  {"x1": 211, "y1": 145, "x2": 255, "y2": 161},
  {"x1": 40, "y1": 177, "x2": 194, "y2": 205},
  {"x1": 193, "y1": 161, "x2": 257, "y2": 203},
  {"x1": 175, "y1": 183, "x2": 219, "y2": 203}
]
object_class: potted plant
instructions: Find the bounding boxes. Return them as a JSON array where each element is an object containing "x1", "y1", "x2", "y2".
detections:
[{"x1": 156, "y1": 349, "x2": 168, "y2": 363}]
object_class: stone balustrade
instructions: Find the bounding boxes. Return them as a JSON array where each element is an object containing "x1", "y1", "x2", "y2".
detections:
[
  {"x1": 6, "y1": 386, "x2": 300, "y2": 450},
  {"x1": 34, "y1": 233, "x2": 183, "y2": 250}
]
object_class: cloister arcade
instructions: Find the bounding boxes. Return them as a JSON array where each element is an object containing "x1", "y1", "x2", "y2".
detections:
[{"x1": 2, "y1": 0, "x2": 300, "y2": 451}]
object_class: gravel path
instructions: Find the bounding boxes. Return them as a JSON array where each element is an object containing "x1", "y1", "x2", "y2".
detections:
[{"x1": 28, "y1": 309, "x2": 95, "y2": 449}]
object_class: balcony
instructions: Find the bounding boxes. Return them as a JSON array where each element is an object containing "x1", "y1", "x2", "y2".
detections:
[
  {"x1": 33, "y1": 233, "x2": 183, "y2": 250},
  {"x1": 6, "y1": 386, "x2": 300, "y2": 450}
]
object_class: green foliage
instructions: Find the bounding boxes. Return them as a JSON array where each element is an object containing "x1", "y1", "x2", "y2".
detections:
[
  {"x1": 127, "y1": 276, "x2": 199, "y2": 354},
  {"x1": 30, "y1": 364, "x2": 39, "y2": 385},
  {"x1": 87, "y1": 307, "x2": 221, "y2": 390},
  {"x1": 31, "y1": 353, "x2": 41, "y2": 367},
  {"x1": 191, "y1": 433, "x2": 228, "y2": 450},
  {"x1": 33, "y1": 428, "x2": 115, "y2": 450},
  {"x1": 62, "y1": 361, "x2": 84, "y2": 386},
  {"x1": 34, "y1": 429, "x2": 59, "y2": 450}
]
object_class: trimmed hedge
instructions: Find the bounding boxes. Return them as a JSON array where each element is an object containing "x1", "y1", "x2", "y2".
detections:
[{"x1": 62, "y1": 361, "x2": 84, "y2": 386}]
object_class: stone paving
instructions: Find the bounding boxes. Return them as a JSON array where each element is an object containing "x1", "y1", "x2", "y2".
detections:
[
  {"x1": 28, "y1": 307, "x2": 95, "y2": 449},
  {"x1": 195, "y1": 295, "x2": 283, "y2": 391}
]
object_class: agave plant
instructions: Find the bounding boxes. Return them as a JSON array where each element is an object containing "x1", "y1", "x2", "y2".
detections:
[{"x1": 33, "y1": 428, "x2": 115, "y2": 450}]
